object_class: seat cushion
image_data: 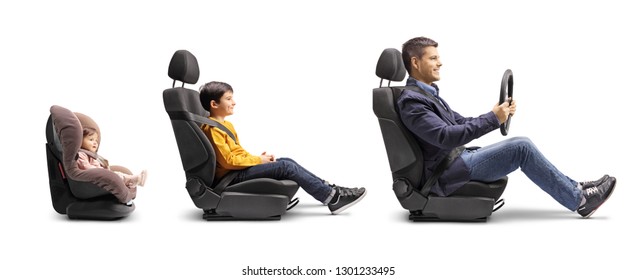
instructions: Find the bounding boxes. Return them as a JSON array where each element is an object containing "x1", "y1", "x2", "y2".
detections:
[
  {"x1": 448, "y1": 177, "x2": 507, "y2": 200},
  {"x1": 224, "y1": 179, "x2": 298, "y2": 199}
]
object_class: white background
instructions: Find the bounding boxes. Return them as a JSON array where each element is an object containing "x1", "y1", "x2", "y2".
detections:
[{"x1": 1, "y1": 1, "x2": 635, "y2": 279}]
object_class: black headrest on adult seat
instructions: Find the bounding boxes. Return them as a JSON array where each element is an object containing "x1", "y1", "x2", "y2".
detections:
[
  {"x1": 168, "y1": 50, "x2": 200, "y2": 85},
  {"x1": 164, "y1": 50, "x2": 206, "y2": 116},
  {"x1": 375, "y1": 48, "x2": 406, "y2": 82}
]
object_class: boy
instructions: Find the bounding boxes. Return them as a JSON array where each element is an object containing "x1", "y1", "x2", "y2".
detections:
[{"x1": 199, "y1": 81, "x2": 366, "y2": 214}]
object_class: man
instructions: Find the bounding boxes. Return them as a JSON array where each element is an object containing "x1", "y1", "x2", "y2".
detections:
[{"x1": 397, "y1": 36, "x2": 615, "y2": 218}]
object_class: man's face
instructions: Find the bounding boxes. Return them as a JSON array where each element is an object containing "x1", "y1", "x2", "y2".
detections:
[{"x1": 411, "y1": 46, "x2": 442, "y2": 85}]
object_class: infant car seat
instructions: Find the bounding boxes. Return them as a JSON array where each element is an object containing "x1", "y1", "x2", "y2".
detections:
[
  {"x1": 163, "y1": 50, "x2": 299, "y2": 220},
  {"x1": 372, "y1": 48, "x2": 507, "y2": 221},
  {"x1": 45, "y1": 105, "x2": 136, "y2": 220}
]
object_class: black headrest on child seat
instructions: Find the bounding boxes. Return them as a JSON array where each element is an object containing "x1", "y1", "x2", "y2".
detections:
[
  {"x1": 375, "y1": 48, "x2": 406, "y2": 82},
  {"x1": 168, "y1": 50, "x2": 200, "y2": 85}
]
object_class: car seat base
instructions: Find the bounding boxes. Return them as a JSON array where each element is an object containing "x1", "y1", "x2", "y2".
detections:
[{"x1": 202, "y1": 209, "x2": 282, "y2": 221}]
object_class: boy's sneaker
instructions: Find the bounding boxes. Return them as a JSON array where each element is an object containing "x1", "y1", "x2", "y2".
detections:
[
  {"x1": 577, "y1": 176, "x2": 616, "y2": 218},
  {"x1": 330, "y1": 185, "x2": 361, "y2": 192},
  {"x1": 328, "y1": 187, "x2": 367, "y2": 214}
]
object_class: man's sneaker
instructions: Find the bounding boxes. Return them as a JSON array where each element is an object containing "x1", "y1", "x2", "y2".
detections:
[
  {"x1": 577, "y1": 176, "x2": 616, "y2": 218},
  {"x1": 328, "y1": 187, "x2": 367, "y2": 214},
  {"x1": 579, "y1": 175, "x2": 609, "y2": 189}
]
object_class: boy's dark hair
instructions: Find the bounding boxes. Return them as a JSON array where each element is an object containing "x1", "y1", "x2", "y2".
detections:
[
  {"x1": 199, "y1": 81, "x2": 233, "y2": 111},
  {"x1": 402, "y1": 37, "x2": 438, "y2": 75},
  {"x1": 83, "y1": 127, "x2": 98, "y2": 137}
]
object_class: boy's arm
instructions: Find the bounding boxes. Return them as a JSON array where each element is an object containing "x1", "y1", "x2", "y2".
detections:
[{"x1": 207, "y1": 126, "x2": 262, "y2": 169}]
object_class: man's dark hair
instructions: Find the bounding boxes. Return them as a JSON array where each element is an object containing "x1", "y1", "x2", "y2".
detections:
[
  {"x1": 402, "y1": 37, "x2": 438, "y2": 75},
  {"x1": 199, "y1": 81, "x2": 233, "y2": 111}
]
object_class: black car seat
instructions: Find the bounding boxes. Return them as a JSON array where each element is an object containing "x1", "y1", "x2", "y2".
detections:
[
  {"x1": 46, "y1": 105, "x2": 136, "y2": 220},
  {"x1": 163, "y1": 50, "x2": 299, "y2": 220},
  {"x1": 372, "y1": 48, "x2": 507, "y2": 221}
]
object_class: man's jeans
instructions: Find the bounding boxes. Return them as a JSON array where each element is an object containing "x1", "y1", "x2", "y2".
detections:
[
  {"x1": 460, "y1": 137, "x2": 582, "y2": 211},
  {"x1": 230, "y1": 157, "x2": 333, "y2": 203}
]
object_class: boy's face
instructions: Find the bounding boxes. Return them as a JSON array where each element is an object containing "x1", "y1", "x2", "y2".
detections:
[
  {"x1": 82, "y1": 133, "x2": 99, "y2": 153},
  {"x1": 211, "y1": 90, "x2": 236, "y2": 118}
]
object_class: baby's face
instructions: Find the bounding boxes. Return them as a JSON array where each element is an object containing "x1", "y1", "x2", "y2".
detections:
[{"x1": 82, "y1": 133, "x2": 99, "y2": 153}]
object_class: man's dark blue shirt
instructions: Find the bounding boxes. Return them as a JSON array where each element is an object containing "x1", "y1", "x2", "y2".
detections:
[{"x1": 396, "y1": 77, "x2": 500, "y2": 196}]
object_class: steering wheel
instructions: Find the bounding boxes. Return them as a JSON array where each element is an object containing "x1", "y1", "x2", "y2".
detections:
[{"x1": 499, "y1": 69, "x2": 513, "y2": 136}]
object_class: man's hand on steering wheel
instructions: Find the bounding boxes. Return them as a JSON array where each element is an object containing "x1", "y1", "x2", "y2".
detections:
[
  {"x1": 509, "y1": 99, "x2": 516, "y2": 116},
  {"x1": 492, "y1": 98, "x2": 516, "y2": 124}
]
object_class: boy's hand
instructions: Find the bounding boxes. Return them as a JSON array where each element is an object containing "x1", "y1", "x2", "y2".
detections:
[{"x1": 260, "y1": 152, "x2": 276, "y2": 163}]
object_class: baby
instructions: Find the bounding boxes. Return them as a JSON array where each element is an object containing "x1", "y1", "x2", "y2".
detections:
[{"x1": 77, "y1": 127, "x2": 147, "y2": 189}]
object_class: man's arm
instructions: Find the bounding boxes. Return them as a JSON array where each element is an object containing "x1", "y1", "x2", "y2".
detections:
[
  {"x1": 452, "y1": 110, "x2": 474, "y2": 125},
  {"x1": 454, "y1": 98, "x2": 515, "y2": 125},
  {"x1": 399, "y1": 96, "x2": 500, "y2": 149}
]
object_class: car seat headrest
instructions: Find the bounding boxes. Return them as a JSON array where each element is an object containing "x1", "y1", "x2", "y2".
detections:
[
  {"x1": 375, "y1": 48, "x2": 406, "y2": 82},
  {"x1": 168, "y1": 50, "x2": 200, "y2": 85},
  {"x1": 50, "y1": 105, "x2": 85, "y2": 168}
]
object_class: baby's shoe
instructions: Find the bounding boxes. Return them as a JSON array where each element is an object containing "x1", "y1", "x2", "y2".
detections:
[
  {"x1": 138, "y1": 170, "x2": 147, "y2": 186},
  {"x1": 128, "y1": 170, "x2": 147, "y2": 187}
]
